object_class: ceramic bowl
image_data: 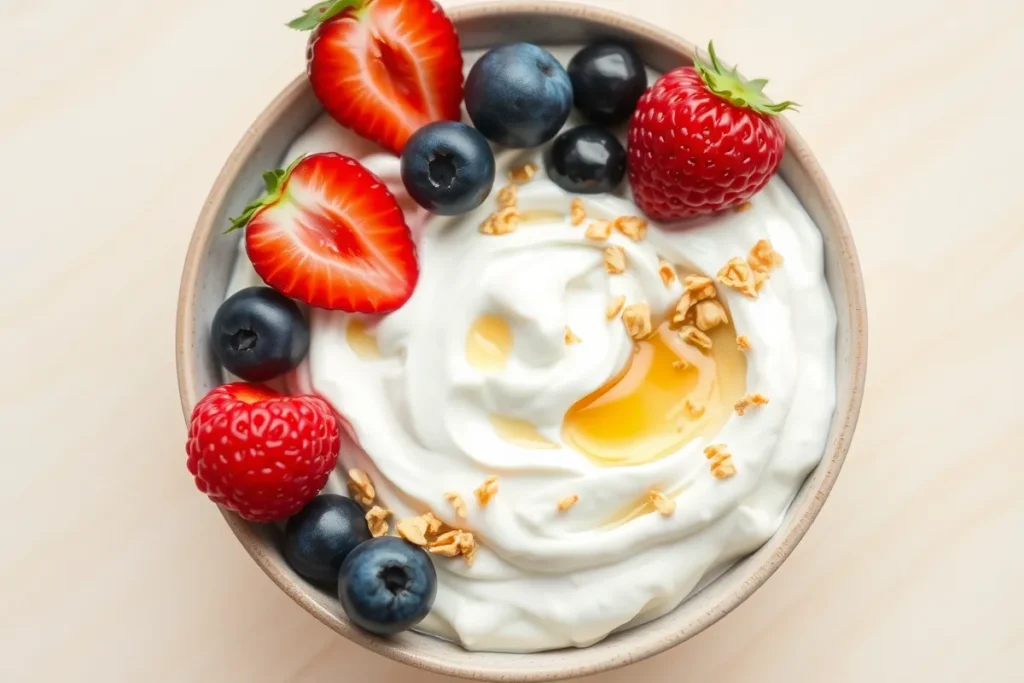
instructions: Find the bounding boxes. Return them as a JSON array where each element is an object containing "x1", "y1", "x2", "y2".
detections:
[{"x1": 176, "y1": 2, "x2": 867, "y2": 679}]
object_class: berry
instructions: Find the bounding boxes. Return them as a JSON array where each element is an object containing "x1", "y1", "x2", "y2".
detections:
[
  {"x1": 465, "y1": 43, "x2": 573, "y2": 148},
  {"x1": 627, "y1": 42, "x2": 797, "y2": 221},
  {"x1": 339, "y1": 537, "x2": 437, "y2": 635},
  {"x1": 567, "y1": 42, "x2": 647, "y2": 125},
  {"x1": 290, "y1": 0, "x2": 463, "y2": 155},
  {"x1": 400, "y1": 122, "x2": 496, "y2": 215},
  {"x1": 229, "y1": 153, "x2": 418, "y2": 313},
  {"x1": 284, "y1": 495, "x2": 371, "y2": 584},
  {"x1": 211, "y1": 287, "x2": 309, "y2": 382},
  {"x1": 185, "y1": 383, "x2": 340, "y2": 522},
  {"x1": 545, "y1": 125, "x2": 626, "y2": 194}
]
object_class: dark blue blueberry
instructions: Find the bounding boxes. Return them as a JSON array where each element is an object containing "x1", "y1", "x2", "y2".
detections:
[
  {"x1": 545, "y1": 125, "x2": 627, "y2": 194},
  {"x1": 338, "y1": 536, "x2": 437, "y2": 635},
  {"x1": 401, "y1": 122, "x2": 495, "y2": 215},
  {"x1": 283, "y1": 495, "x2": 371, "y2": 585},
  {"x1": 465, "y1": 43, "x2": 573, "y2": 148},
  {"x1": 211, "y1": 286, "x2": 309, "y2": 382},
  {"x1": 568, "y1": 42, "x2": 648, "y2": 125}
]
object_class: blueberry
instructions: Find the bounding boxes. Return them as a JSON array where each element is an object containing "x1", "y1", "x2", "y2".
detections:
[
  {"x1": 568, "y1": 42, "x2": 648, "y2": 125},
  {"x1": 339, "y1": 537, "x2": 437, "y2": 635},
  {"x1": 545, "y1": 125, "x2": 627, "y2": 194},
  {"x1": 283, "y1": 495, "x2": 371, "y2": 585},
  {"x1": 211, "y1": 286, "x2": 308, "y2": 382},
  {"x1": 465, "y1": 43, "x2": 573, "y2": 148},
  {"x1": 401, "y1": 122, "x2": 496, "y2": 215}
]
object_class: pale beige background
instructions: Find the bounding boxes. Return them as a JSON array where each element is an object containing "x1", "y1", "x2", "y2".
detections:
[{"x1": 2, "y1": 0, "x2": 1022, "y2": 681}]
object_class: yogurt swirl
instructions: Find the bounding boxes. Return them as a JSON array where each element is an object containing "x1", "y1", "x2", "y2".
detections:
[{"x1": 225, "y1": 48, "x2": 837, "y2": 652}]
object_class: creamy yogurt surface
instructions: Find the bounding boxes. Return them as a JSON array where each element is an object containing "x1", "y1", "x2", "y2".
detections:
[{"x1": 226, "y1": 47, "x2": 837, "y2": 652}]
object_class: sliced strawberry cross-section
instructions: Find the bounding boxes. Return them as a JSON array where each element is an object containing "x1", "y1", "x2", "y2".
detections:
[
  {"x1": 290, "y1": 0, "x2": 464, "y2": 155},
  {"x1": 228, "y1": 153, "x2": 418, "y2": 313}
]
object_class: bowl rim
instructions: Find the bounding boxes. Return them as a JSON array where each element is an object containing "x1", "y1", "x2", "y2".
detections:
[{"x1": 176, "y1": 1, "x2": 868, "y2": 679}]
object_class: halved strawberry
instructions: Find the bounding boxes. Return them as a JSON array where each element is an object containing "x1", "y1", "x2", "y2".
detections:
[
  {"x1": 289, "y1": 0, "x2": 464, "y2": 155},
  {"x1": 228, "y1": 153, "x2": 418, "y2": 313}
]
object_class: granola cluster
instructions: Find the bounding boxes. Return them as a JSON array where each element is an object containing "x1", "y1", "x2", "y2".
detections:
[
  {"x1": 716, "y1": 239, "x2": 784, "y2": 297},
  {"x1": 704, "y1": 444, "x2": 737, "y2": 479},
  {"x1": 396, "y1": 512, "x2": 479, "y2": 565},
  {"x1": 671, "y1": 275, "x2": 728, "y2": 350},
  {"x1": 647, "y1": 490, "x2": 676, "y2": 516},
  {"x1": 475, "y1": 475, "x2": 499, "y2": 507},
  {"x1": 622, "y1": 302, "x2": 653, "y2": 340},
  {"x1": 365, "y1": 505, "x2": 391, "y2": 537},
  {"x1": 734, "y1": 393, "x2": 769, "y2": 416},
  {"x1": 480, "y1": 206, "x2": 521, "y2": 236},
  {"x1": 348, "y1": 470, "x2": 482, "y2": 565},
  {"x1": 347, "y1": 468, "x2": 376, "y2": 508},
  {"x1": 507, "y1": 162, "x2": 539, "y2": 184}
]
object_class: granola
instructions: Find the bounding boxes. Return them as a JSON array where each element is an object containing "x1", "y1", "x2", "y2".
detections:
[
  {"x1": 612, "y1": 215, "x2": 647, "y2": 241},
  {"x1": 475, "y1": 475, "x2": 499, "y2": 507},
  {"x1": 570, "y1": 198, "x2": 586, "y2": 226},
  {"x1": 365, "y1": 506, "x2": 390, "y2": 538},
  {"x1": 695, "y1": 300, "x2": 728, "y2": 332},
  {"x1": 748, "y1": 239, "x2": 784, "y2": 273},
  {"x1": 584, "y1": 220, "x2": 611, "y2": 241},
  {"x1": 685, "y1": 399, "x2": 705, "y2": 418},
  {"x1": 605, "y1": 295, "x2": 626, "y2": 319},
  {"x1": 622, "y1": 302, "x2": 653, "y2": 340},
  {"x1": 396, "y1": 515, "x2": 430, "y2": 546},
  {"x1": 704, "y1": 444, "x2": 737, "y2": 479},
  {"x1": 658, "y1": 260, "x2": 677, "y2": 286},
  {"x1": 648, "y1": 490, "x2": 676, "y2": 516},
  {"x1": 557, "y1": 494, "x2": 579, "y2": 511},
  {"x1": 679, "y1": 324, "x2": 712, "y2": 350},
  {"x1": 444, "y1": 491, "x2": 468, "y2": 519},
  {"x1": 480, "y1": 207, "x2": 520, "y2": 236},
  {"x1": 736, "y1": 334, "x2": 752, "y2": 350},
  {"x1": 734, "y1": 393, "x2": 769, "y2": 415},
  {"x1": 604, "y1": 245, "x2": 626, "y2": 274},
  {"x1": 496, "y1": 184, "x2": 517, "y2": 210},
  {"x1": 564, "y1": 326, "x2": 582, "y2": 345},
  {"x1": 508, "y1": 162, "x2": 539, "y2": 183},
  {"x1": 347, "y1": 468, "x2": 375, "y2": 508},
  {"x1": 716, "y1": 257, "x2": 758, "y2": 297}
]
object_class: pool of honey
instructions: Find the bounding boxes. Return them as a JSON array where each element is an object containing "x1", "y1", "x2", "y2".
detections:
[{"x1": 561, "y1": 320, "x2": 746, "y2": 467}]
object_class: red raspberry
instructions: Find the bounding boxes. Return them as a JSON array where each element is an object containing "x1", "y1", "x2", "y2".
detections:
[{"x1": 185, "y1": 383, "x2": 340, "y2": 522}]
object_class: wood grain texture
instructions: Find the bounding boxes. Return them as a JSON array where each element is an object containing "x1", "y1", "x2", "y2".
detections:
[{"x1": 0, "y1": 0, "x2": 1021, "y2": 682}]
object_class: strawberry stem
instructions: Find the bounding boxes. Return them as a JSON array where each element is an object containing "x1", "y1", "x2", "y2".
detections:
[
  {"x1": 226, "y1": 156, "x2": 305, "y2": 233},
  {"x1": 693, "y1": 41, "x2": 798, "y2": 116},
  {"x1": 286, "y1": 0, "x2": 365, "y2": 31}
]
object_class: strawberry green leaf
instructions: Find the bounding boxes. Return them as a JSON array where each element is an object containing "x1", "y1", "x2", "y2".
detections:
[
  {"x1": 693, "y1": 41, "x2": 799, "y2": 116},
  {"x1": 226, "y1": 156, "x2": 306, "y2": 233},
  {"x1": 287, "y1": 0, "x2": 364, "y2": 31}
]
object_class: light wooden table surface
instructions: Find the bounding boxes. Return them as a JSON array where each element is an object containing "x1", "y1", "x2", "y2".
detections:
[{"x1": 2, "y1": 0, "x2": 1022, "y2": 680}]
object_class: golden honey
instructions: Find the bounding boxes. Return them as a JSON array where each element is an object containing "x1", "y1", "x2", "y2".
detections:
[
  {"x1": 561, "y1": 320, "x2": 746, "y2": 467},
  {"x1": 346, "y1": 318, "x2": 382, "y2": 359},
  {"x1": 489, "y1": 414, "x2": 559, "y2": 449},
  {"x1": 466, "y1": 314, "x2": 514, "y2": 371}
]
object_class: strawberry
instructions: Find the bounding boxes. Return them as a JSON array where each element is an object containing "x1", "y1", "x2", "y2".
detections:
[
  {"x1": 185, "y1": 383, "x2": 341, "y2": 522},
  {"x1": 228, "y1": 153, "x2": 418, "y2": 313},
  {"x1": 627, "y1": 42, "x2": 797, "y2": 221},
  {"x1": 289, "y1": 0, "x2": 464, "y2": 155}
]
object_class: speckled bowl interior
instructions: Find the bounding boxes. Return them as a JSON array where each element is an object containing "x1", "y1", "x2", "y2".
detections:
[{"x1": 176, "y1": 2, "x2": 867, "y2": 680}]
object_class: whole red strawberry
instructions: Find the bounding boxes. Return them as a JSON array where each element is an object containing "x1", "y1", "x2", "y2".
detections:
[
  {"x1": 186, "y1": 383, "x2": 340, "y2": 522},
  {"x1": 627, "y1": 42, "x2": 797, "y2": 221},
  {"x1": 289, "y1": 0, "x2": 463, "y2": 155}
]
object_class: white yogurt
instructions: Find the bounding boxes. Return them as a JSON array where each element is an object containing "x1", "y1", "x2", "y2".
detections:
[{"x1": 225, "y1": 48, "x2": 837, "y2": 652}]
